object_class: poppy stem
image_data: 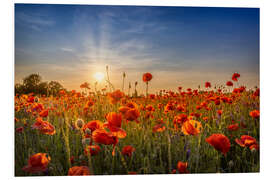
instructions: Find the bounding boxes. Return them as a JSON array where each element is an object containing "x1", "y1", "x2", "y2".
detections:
[{"x1": 146, "y1": 82, "x2": 149, "y2": 98}]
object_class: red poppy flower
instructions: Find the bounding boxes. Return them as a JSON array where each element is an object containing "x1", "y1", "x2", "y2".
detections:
[
  {"x1": 235, "y1": 135, "x2": 259, "y2": 150},
  {"x1": 142, "y1": 73, "x2": 153, "y2": 82},
  {"x1": 84, "y1": 145, "x2": 101, "y2": 156},
  {"x1": 125, "y1": 108, "x2": 140, "y2": 122},
  {"x1": 92, "y1": 129, "x2": 118, "y2": 155},
  {"x1": 226, "y1": 81, "x2": 233, "y2": 87},
  {"x1": 227, "y1": 123, "x2": 239, "y2": 131},
  {"x1": 68, "y1": 166, "x2": 91, "y2": 176},
  {"x1": 107, "y1": 90, "x2": 125, "y2": 104},
  {"x1": 82, "y1": 120, "x2": 103, "y2": 133},
  {"x1": 232, "y1": 73, "x2": 240, "y2": 81},
  {"x1": 205, "y1": 82, "x2": 211, "y2": 88},
  {"x1": 181, "y1": 120, "x2": 202, "y2": 135},
  {"x1": 39, "y1": 109, "x2": 48, "y2": 118},
  {"x1": 152, "y1": 124, "x2": 166, "y2": 133},
  {"x1": 177, "y1": 161, "x2": 189, "y2": 173},
  {"x1": 105, "y1": 112, "x2": 122, "y2": 128},
  {"x1": 206, "y1": 134, "x2": 230, "y2": 155},
  {"x1": 217, "y1": 110, "x2": 223, "y2": 116},
  {"x1": 16, "y1": 126, "x2": 24, "y2": 133},
  {"x1": 32, "y1": 118, "x2": 56, "y2": 135},
  {"x1": 22, "y1": 153, "x2": 51, "y2": 173},
  {"x1": 249, "y1": 110, "x2": 260, "y2": 118},
  {"x1": 122, "y1": 145, "x2": 135, "y2": 157}
]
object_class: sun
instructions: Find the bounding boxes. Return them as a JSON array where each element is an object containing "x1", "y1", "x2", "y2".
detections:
[{"x1": 94, "y1": 72, "x2": 105, "y2": 82}]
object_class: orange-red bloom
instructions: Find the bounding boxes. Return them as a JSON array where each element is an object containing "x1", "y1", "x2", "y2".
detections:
[
  {"x1": 177, "y1": 161, "x2": 189, "y2": 173},
  {"x1": 205, "y1": 82, "x2": 211, "y2": 88},
  {"x1": 105, "y1": 112, "x2": 122, "y2": 128},
  {"x1": 152, "y1": 123, "x2": 166, "y2": 133},
  {"x1": 68, "y1": 166, "x2": 91, "y2": 176},
  {"x1": 92, "y1": 129, "x2": 118, "y2": 155},
  {"x1": 232, "y1": 72, "x2": 240, "y2": 81},
  {"x1": 226, "y1": 81, "x2": 233, "y2": 86},
  {"x1": 32, "y1": 117, "x2": 56, "y2": 135},
  {"x1": 235, "y1": 135, "x2": 259, "y2": 150},
  {"x1": 249, "y1": 110, "x2": 260, "y2": 118},
  {"x1": 227, "y1": 123, "x2": 239, "y2": 131},
  {"x1": 22, "y1": 153, "x2": 51, "y2": 173},
  {"x1": 122, "y1": 145, "x2": 135, "y2": 157},
  {"x1": 82, "y1": 120, "x2": 103, "y2": 134},
  {"x1": 39, "y1": 109, "x2": 48, "y2": 118},
  {"x1": 181, "y1": 120, "x2": 202, "y2": 135},
  {"x1": 206, "y1": 134, "x2": 230, "y2": 155},
  {"x1": 142, "y1": 73, "x2": 153, "y2": 82},
  {"x1": 108, "y1": 90, "x2": 125, "y2": 104},
  {"x1": 125, "y1": 108, "x2": 140, "y2": 122},
  {"x1": 84, "y1": 145, "x2": 101, "y2": 156}
]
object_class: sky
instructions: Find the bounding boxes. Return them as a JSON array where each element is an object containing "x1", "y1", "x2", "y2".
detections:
[{"x1": 15, "y1": 4, "x2": 259, "y2": 94}]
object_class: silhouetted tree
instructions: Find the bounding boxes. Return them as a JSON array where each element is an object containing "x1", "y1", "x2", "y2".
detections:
[
  {"x1": 48, "y1": 81, "x2": 64, "y2": 96},
  {"x1": 15, "y1": 73, "x2": 65, "y2": 96}
]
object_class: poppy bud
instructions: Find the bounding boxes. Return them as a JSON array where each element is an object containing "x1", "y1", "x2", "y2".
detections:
[
  {"x1": 75, "y1": 119, "x2": 84, "y2": 129},
  {"x1": 82, "y1": 138, "x2": 91, "y2": 146},
  {"x1": 79, "y1": 154, "x2": 85, "y2": 160},
  {"x1": 228, "y1": 160, "x2": 234, "y2": 168},
  {"x1": 85, "y1": 128, "x2": 91, "y2": 135},
  {"x1": 251, "y1": 148, "x2": 257, "y2": 153}
]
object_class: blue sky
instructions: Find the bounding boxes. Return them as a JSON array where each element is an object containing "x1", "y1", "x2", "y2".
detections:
[{"x1": 15, "y1": 4, "x2": 259, "y2": 93}]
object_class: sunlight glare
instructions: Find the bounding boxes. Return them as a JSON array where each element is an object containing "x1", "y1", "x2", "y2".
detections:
[{"x1": 94, "y1": 72, "x2": 105, "y2": 82}]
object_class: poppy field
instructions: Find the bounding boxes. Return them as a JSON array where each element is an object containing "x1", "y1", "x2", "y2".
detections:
[{"x1": 14, "y1": 72, "x2": 260, "y2": 176}]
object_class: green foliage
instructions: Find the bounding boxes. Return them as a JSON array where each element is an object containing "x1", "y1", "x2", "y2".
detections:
[{"x1": 15, "y1": 73, "x2": 65, "y2": 96}]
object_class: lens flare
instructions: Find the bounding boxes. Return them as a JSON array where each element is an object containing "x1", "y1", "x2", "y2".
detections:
[{"x1": 94, "y1": 72, "x2": 104, "y2": 82}]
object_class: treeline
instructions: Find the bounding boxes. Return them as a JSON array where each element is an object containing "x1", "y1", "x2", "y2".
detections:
[{"x1": 15, "y1": 73, "x2": 65, "y2": 96}]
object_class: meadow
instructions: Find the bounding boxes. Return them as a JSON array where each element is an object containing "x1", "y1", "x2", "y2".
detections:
[{"x1": 14, "y1": 72, "x2": 260, "y2": 176}]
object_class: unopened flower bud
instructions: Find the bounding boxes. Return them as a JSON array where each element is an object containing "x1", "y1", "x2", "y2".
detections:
[
  {"x1": 82, "y1": 138, "x2": 91, "y2": 146},
  {"x1": 251, "y1": 148, "x2": 257, "y2": 153},
  {"x1": 75, "y1": 119, "x2": 84, "y2": 129},
  {"x1": 85, "y1": 128, "x2": 91, "y2": 135},
  {"x1": 228, "y1": 160, "x2": 234, "y2": 168}
]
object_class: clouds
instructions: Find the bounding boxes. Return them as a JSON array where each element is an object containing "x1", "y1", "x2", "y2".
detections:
[
  {"x1": 15, "y1": 5, "x2": 259, "y2": 92},
  {"x1": 16, "y1": 11, "x2": 55, "y2": 31}
]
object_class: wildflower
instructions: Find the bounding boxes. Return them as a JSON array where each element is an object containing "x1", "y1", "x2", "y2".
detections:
[
  {"x1": 206, "y1": 134, "x2": 230, "y2": 155},
  {"x1": 32, "y1": 117, "x2": 56, "y2": 135},
  {"x1": 205, "y1": 82, "x2": 211, "y2": 88},
  {"x1": 68, "y1": 166, "x2": 91, "y2": 176},
  {"x1": 177, "y1": 161, "x2": 189, "y2": 173},
  {"x1": 16, "y1": 126, "x2": 24, "y2": 133},
  {"x1": 105, "y1": 112, "x2": 122, "y2": 128},
  {"x1": 217, "y1": 110, "x2": 223, "y2": 116},
  {"x1": 227, "y1": 123, "x2": 239, "y2": 131},
  {"x1": 226, "y1": 81, "x2": 233, "y2": 87},
  {"x1": 152, "y1": 124, "x2": 166, "y2": 133},
  {"x1": 235, "y1": 135, "x2": 259, "y2": 150},
  {"x1": 92, "y1": 129, "x2": 118, "y2": 156},
  {"x1": 125, "y1": 108, "x2": 140, "y2": 122},
  {"x1": 104, "y1": 112, "x2": 127, "y2": 138},
  {"x1": 181, "y1": 120, "x2": 202, "y2": 135},
  {"x1": 82, "y1": 120, "x2": 103, "y2": 134},
  {"x1": 121, "y1": 145, "x2": 135, "y2": 157},
  {"x1": 39, "y1": 109, "x2": 49, "y2": 118},
  {"x1": 108, "y1": 90, "x2": 125, "y2": 104},
  {"x1": 22, "y1": 153, "x2": 51, "y2": 173},
  {"x1": 232, "y1": 72, "x2": 240, "y2": 81},
  {"x1": 142, "y1": 73, "x2": 153, "y2": 82},
  {"x1": 249, "y1": 110, "x2": 260, "y2": 118},
  {"x1": 84, "y1": 145, "x2": 101, "y2": 156},
  {"x1": 75, "y1": 119, "x2": 85, "y2": 129}
]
